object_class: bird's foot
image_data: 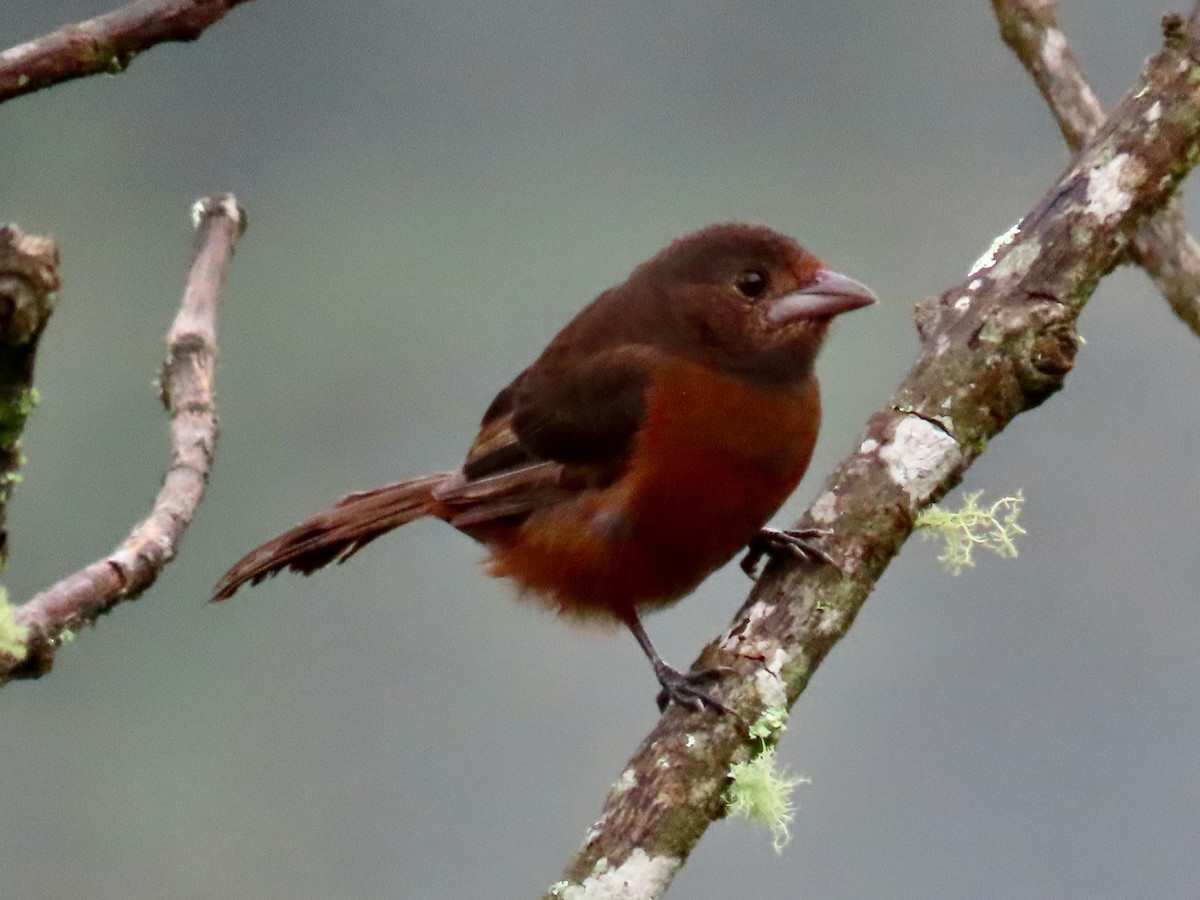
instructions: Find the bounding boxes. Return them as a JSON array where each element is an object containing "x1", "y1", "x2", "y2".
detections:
[
  {"x1": 740, "y1": 527, "x2": 835, "y2": 579},
  {"x1": 653, "y1": 661, "x2": 734, "y2": 714}
]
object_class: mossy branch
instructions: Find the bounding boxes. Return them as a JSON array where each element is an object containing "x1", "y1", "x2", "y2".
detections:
[
  {"x1": 0, "y1": 196, "x2": 245, "y2": 684},
  {"x1": 0, "y1": 226, "x2": 59, "y2": 573}
]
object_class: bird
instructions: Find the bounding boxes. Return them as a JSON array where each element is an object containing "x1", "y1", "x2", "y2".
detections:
[{"x1": 213, "y1": 223, "x2": 875, "y2": 712}]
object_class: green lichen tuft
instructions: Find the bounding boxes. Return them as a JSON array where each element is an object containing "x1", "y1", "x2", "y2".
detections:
[
  {"x1": 0, "y1": 587, "x2": 29, "y2": 662},
  {"x1": 17, "y1": 387, "x2": 39, "y2": 417},
  {"x1": 0, "y1": 387, "x2": 39, "y2": 449},
  {"x1": 725, "y1": 747, "x2": 809, "y2": 852},
  {"x1": 724, "y1": 704, "x2": 807, "y2": 851},
  {"x1": 105, "y1": 52, "x2": 136, "y2": 74},
  {"x1": 748, "y1": 705, "x2": 789, "y2": 742},
  {"x1": 916, "y1": 490, "x2": 1026, "y2": 575}
]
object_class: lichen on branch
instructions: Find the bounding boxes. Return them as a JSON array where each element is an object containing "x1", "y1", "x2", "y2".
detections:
[
  {"x1": 0, "y1": 196, "x2": 245, "y2": 683},
  {"x1": 916, "y1": 490, "x2": 1026, "y2": 575},
  {"x1": 0, "y1": 225, "x2": 59, "y2": 573}
]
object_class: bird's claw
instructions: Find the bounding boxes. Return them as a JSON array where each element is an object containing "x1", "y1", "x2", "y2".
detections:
[
  {"x1": 653, "y1": 662, "x2": 734, "y2": 714},
  {"x1": 740, "y1": 527, "x2": 836, "y2": 579}
]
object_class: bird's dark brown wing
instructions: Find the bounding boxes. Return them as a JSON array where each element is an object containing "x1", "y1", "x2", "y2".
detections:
[
  {"x1": 436, "y1": 347, "x2": 659, "y2": 527},
  {"x1": 512, "y1": 347, "x2": 653, "y2": 472}
]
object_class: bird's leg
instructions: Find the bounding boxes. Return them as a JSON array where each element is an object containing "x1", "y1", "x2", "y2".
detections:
[
  {"x1": 740, "y1": 527, "x2": 836, "y2": 579},
  {"x1": 622, "y1": 610, "x2": 732, "y2": 714}
]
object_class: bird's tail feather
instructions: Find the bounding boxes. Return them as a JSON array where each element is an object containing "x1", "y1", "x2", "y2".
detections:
[{"x1": 212, "y1": 471, "x2": 456, "y2": 601}]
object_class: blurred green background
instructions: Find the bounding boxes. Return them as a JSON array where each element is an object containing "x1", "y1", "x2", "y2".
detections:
[{"x1": 3, "y1": 1, "x2": 1199, "y2": 897}]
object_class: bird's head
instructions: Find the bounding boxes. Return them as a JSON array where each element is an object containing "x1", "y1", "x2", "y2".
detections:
[{"x1": 638, "y1": 223, "x2": 876, "y2": 383}]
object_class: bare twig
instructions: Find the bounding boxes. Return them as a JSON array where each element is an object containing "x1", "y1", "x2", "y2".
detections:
[
  {"x1": 0, "y1": 195, "x2": 245, "y2": 683},
  {"x1": 992, "y1": 0, "x2": 1200, "y2": 336},
  {"x1": 0, "y1": 227, "x2": 59, "y2": 570},
  {"x1": 547, "y1": 8, "x2": 1200, "y2": 897},
  {"x1": 0, "y1": 0, "x2": 254, "y2": 105}
]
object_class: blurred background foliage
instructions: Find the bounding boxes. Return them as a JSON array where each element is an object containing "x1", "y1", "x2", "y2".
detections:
[{"x1": 2, "y1": 1, "x2": 1198, "y2": 897}]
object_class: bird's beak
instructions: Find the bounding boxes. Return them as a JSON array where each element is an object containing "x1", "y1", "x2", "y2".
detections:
[{"x1": 767, "y1": 269, "x2": 877, "y2": 324}]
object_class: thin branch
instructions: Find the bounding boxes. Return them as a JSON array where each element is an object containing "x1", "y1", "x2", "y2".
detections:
[
  {"x1": 0, "y1": 227, "x2": 59, "y2": 570},
  {"x1": 992, "y1": 0, "x2": 1200, "y2": 336},
  {"x1": 547, "y1": 8, "x2": 1200, "y2": 897},
  {"x1": 0, "y1": 195, "x2": 246, "y2": 684},
  {"x1": 0, "y1": 0, "x2": 254, "y2": 105},
  {"x1": 991, "y1": 0, "x2": 1105, "y2": 152}
]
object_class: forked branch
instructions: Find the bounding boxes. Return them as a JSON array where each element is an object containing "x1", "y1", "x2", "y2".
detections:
[
  {"x1": 0, "y1": 196, "x2": 245, "y2": 684},
  {"x1": 992, "y1": 0, "x2": 1200, "y2": 336}
]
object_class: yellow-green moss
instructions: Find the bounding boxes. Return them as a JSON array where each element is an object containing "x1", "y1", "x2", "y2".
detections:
[
  {"x1": 916, "y1": 490, "x2": 1025, "y2": 575},
  {"x1": 0, "y1": 587, "x2": 29, "y2": 661},
  {"x1": 725, "y1": 705, "x2": 808, "y2": 851}
]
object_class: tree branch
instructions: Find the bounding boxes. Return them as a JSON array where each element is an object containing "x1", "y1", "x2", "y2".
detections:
[
  {"x1": 0, "y1": 0, "x2": 254, "y2": 105},
  {"x1": 0, "y1": 227, "x2": 59, "y2": 571},
  {"x1": 0, "y1": 195, "x2": 245, "y2": 684},
  {"x1": 547, "y1": 9, "x2": 1200, "y2": 897},
  {"x1": 992, "y1": 0, "x2": 1200, "y2": 336}
]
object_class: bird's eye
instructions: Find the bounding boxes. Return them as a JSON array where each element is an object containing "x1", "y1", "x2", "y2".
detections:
[{"x1": 734, "y1": 270, "x2": 769, "y2": 300}]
